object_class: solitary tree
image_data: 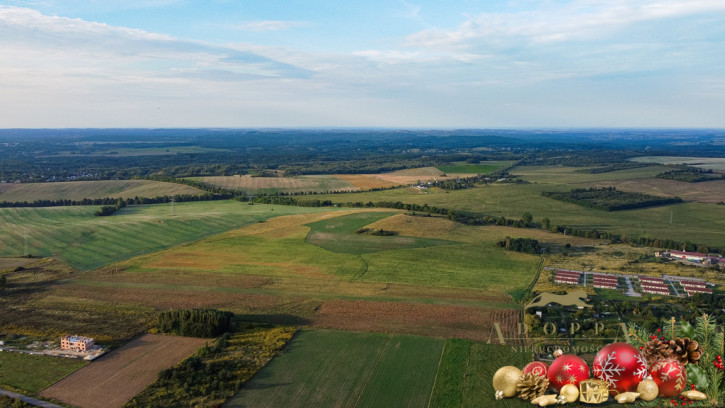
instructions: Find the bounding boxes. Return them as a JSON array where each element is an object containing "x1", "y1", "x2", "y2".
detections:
[{"x1": 522, "y1": 212, "x2": 533, "y2": 226}]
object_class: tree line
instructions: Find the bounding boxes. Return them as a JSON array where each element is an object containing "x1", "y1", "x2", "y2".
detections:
[
  {"x1": 542, "y1": 187, "x2": 682, "y2": 211},
  {"x1": 656, "y1": 165, "x2": 725, "y2": 183}
]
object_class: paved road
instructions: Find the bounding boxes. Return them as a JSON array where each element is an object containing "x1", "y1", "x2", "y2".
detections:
[{"x1": 0, "y1": 388, "x2": 62, "y2": 408}]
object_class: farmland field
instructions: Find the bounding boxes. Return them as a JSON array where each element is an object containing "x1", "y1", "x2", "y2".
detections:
[
  {"x1": 0, "y1": 352, "x2": 87, "y2": 394},
  {"x1": 333, "y1": 166, "x2": 478, "y2": 190},
  {"x1": 630, "y1": 156, "x2": 725, "y2": 171},
  {"x1": 228, "y1": 329, "x2": 443, "y2": 408},
  {"x1": 429, "y1": 339, "x2": 533, "y2": 408},
  {"x1": 0, "y1": 201, "x2": 337, "y2": 271},
  {"x1": 0, "y1": 180, "x2": 203, "y2": 202},
  {"x1": 188, "y1": 174, "x2": 357, "y2": 194},
  {"x1": 587, "y1": 178, "x2": 725, "y2": 204},
  {"x1": 192, "y1": 166, "x2": 496, "y2": 193},
  {"x1": 39, "y1": 334, "x2": 208, "y2": 408},
  {"x1": 312, "y1": 165, "x2": 725, "y2": 248},
  {"x1": 31, "y1": 210, "x2": 530, "y2": 341},
  {"x1": 0, "y1": 257, "x2": 36, "y2": 271}
]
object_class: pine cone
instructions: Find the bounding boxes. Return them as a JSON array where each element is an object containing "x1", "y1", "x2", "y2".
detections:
[
  {"x1": 643, "y1": 337, "x2": 671, "y2": 367},
  {"x1": 667, "y1": 337, "x2": 703, "y2": 365},
  {"x1": 516, "y1": 373, "x2": 550, "y2": 400}
]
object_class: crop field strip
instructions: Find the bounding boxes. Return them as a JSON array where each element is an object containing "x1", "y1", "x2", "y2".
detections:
[
  {"x1": 0, "y1": 179, "x2": 203, "y2": 202},
  {"x1": 39, "y1": 333, "x2": 208, "y2": 408},
  {"x1": 0, "y1": 201, "x2": 339, "y2": 271},
  {"x1": 188, "y1": 174, "x2": 358, "y2": 194},
  {"x1": 228, "y1": 329, "x2": 444, "y2": 408}
]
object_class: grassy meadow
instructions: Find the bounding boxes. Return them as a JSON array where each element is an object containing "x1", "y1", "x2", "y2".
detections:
[
  {"x1": 0, "y1": 201, "x2": 337, "y2": 271},
  {"x1": 0, "y1": 180, "x2": 203, "y2": 202},
  {"x1": 0, "y1": 352, "x2": 87, "y2": 394},
  {"x1": 228, "y1": 329, "x2": 443, "y2": 408}
]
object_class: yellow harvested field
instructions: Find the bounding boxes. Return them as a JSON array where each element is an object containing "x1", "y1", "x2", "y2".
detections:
[
  {"x1": 335, "y1": 167, "x2": 475, "y2": 190},
  {"x1": 586, "y1": 178, "x2": 725, "y2": 203},
  {"x1": 40, "y1": 333, "x2": 208, "y2": 408},
  {"x1": 223, "y1": 210, "x2": 370, "y2": 239},
  {"x1": 366, "y1": 214, "x2": 601, "y2": 245}
]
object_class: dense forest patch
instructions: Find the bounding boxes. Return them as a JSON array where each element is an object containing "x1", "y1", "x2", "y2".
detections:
[
  {"x1": 656, "y1": 165, "x2": 725, "y2": 182},
  {"x1": 542, "y1": 187, "x2": 682, "y2": 211}
]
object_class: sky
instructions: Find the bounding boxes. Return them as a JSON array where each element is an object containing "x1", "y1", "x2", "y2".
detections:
[{"x1": 1, "y1": 0, "x2": 725, "y2": 128}]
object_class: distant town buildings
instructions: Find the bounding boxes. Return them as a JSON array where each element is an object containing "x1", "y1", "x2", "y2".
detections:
[
  {"x1": 656, "y1": 250, "x2": 725, "y2": 265},
  {"x1": 60, "y1": 335, "x2": 94, "y2": 352}
]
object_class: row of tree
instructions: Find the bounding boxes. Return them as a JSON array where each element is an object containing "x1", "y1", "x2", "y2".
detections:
[
  {"x1": 0, "y1": 192, "x2": 228, "y2": 209},
  {"x1": 542, "y1": 187, "x2": 682, "y2": 211},
  {"x1": 656, "y1": 166, "x2": 725, "y2": 183}
]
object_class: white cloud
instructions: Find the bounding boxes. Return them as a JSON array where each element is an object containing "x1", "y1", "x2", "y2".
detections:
[
  {"x1": 235, "y1": 20, "x2": 308, "y2": 32},
  {"x1": 0, "y1": 6, "x2": 309, "y2": 79},
  {"x1": 405, "y1": 0, "x2": 725, "y2": 51}
]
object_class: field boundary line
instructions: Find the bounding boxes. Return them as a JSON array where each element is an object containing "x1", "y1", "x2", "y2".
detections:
[
  {"x1": 426, "y1": 339, "x2": 447, "y2": 408},
  {"x1": 524, "y1": 255, "x2": 545, "y2": 295},
  {"x1": 352, "y1": 336, "x2": 392, "y2": 408}
]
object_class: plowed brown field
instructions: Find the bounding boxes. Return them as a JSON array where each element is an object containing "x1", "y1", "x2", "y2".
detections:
[
  {"x1": 312, "y1": 299, "x2": 520, "y2": 343},
  {"x1": 40, "y1": 334, "x2": 207, "y2": 408}
]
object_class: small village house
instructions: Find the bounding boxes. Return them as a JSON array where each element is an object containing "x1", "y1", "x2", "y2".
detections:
[{"x1": 61, "y1": 335, "x2": 94, "y2": 352}]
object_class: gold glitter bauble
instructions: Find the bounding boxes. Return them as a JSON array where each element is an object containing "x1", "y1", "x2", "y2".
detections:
[
  {"x1": 560, "y1": 383, "x2": 579, "y2": 403},
  {"x1": 636, "y1": 379, "x2": 658, "y2": 402},
  {"x1": 493, "y1": 366, "x2": 523, "y2": 398}
]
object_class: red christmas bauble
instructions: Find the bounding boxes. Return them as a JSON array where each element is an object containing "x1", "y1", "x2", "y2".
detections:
[
  {"x1": 523, "y1": 361, "x2": 549, "y2": 378},
  {"x1": 650, "y1": 358, "x2": 687, "y2": 397},
  {"x1": 593, "y1": 342, "x2": 648, "y2": 394},
  {"x1": 547, "y1": 354, "x2": 590, "y2": 391}
]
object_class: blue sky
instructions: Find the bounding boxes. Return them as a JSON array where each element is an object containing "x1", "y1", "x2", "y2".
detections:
[{"x1": 1, "y1": 0, "x2": 724, "y2": 128}]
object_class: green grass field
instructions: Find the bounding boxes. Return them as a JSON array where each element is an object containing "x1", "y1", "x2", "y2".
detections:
[
  {"x1": 312, "y1": 165, "x2": 725, "y2": 248},
  {"x1": 0, "y1": 201, "x2": 336, "y2": 271},
  {"x1": 0, "y1": 180, "x2": 203, "y2": 202},
  {"x1": 0, "y1": 352, "x2": 87, "y2": 394},
  {"x1": 359, "y1": 243, "x2": 538, "y2": 290},
  {"x1": 227, "y1": 329, "x2": 443, "y2": 408},
  {"x1": 305, "y1": 212, "x2": 456, "y2": 255},
  {"x1": 429, "y1": 339, "x2": 534, "y2": 408},
  {"x1": 436, "y1": 162, "x2": 511, "y2": 174}
]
